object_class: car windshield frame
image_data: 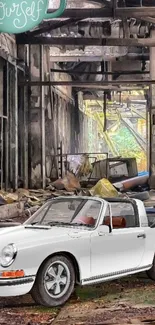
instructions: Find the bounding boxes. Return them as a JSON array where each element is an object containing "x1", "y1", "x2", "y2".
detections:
[{"x1": 24, "y1": 197, "x2": 103, "y2": 229}]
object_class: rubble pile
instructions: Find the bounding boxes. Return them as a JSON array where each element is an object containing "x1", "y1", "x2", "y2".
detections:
[{"x1": 0, "y1": 155, "x2": 153, "y2": 225}]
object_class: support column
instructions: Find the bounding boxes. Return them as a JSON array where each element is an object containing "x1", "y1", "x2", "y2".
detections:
[
  {"x1": 14, "y1": 66, "x2": 18, "y2": 190},
  {"x1": 40, "y1": 45, "x2": 46, "y2": 189},
  {"x1": 4, "y1": 62, "x2": 9, "y2": 190},
  {"x1": 150, "y1": 29, "x2": 155, "y2": 188}
]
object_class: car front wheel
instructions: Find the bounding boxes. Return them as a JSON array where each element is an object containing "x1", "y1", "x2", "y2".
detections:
[{"x1": 31, "y1": 255, "x2": 75, "y2": 307}]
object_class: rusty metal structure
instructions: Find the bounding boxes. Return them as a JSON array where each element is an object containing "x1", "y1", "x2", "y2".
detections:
[{"x1": 0, "y1": 0, "x2": 155, "y2": 189}]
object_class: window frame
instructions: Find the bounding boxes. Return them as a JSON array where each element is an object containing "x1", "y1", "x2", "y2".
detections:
[
  {"x1": 104, "y1": 198, "x2": 140, "y2": 229},
  {"x1": 24, "y1": 196, "x2": 104, "y2": 229}
]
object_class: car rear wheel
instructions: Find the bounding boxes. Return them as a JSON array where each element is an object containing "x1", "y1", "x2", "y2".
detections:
[{"x1": 31, "y1": 255, "x2": 75, "y2": 307}]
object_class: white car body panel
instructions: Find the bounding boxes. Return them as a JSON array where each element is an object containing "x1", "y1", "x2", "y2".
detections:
[
  {"x1": 90, "y1": 228, "x2": 146, "y2": 277},
  {"x1": 0, "y1": 196, "x2": 155, "y2": 298},
  {"x1": 0, "y1": 226, "x2": 91, "y2": 279}
]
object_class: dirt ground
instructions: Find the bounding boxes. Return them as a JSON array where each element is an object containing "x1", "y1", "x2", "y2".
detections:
[{"x1": 1, "y1": 274, "x2": 155, "y2": 325}]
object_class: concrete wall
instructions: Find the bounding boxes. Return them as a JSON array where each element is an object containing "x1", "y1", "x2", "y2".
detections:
[
  {"x1": 78, "y1": 111, "x2": 101, "y2": 154},
  {"x1": 0, "y1": 58, "x2": 3, "y2": 117},
  {"x1": 29, "y1": 45, "x2": 75, "y2": 187},
  {"x1": 28, "y1": 45, "x2": 102, "y2": 187}
]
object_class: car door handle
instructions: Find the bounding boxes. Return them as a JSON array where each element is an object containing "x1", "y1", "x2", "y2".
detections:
[{"x1": 137, "y1": 233, "x2": 146, "y2": 239}]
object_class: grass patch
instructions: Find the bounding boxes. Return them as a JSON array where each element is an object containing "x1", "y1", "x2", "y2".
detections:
[
  {"x1": 28, "y1": 306, "x2": 60, "y2": 314},
  {"x1": 74, "y1": 275, "x2": 155, "y2": 306}
]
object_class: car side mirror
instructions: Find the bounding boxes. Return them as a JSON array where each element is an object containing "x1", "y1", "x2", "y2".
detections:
[{"x1": 98, "y1": 225, "x2": 111, "y2": 236}]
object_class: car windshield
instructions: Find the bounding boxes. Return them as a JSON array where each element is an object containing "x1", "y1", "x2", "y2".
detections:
[{"x1": 24, "y1": 198, "x2": 102, "y2": 228}]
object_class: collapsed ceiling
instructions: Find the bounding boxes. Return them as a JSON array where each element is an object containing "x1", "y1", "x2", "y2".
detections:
[{"x1": 48, "y1": 1, "x2": 150, "y2": 96}]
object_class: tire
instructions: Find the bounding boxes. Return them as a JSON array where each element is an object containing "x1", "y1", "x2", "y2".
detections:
[
  {"x1": 128, "y1": 191, "x2": 150, "y2": 201},
  {"x1": 31, "y1": 255, "x2": 75, "y2": 307},
  {"x1": 146, "y1": 256, "x2": 155, "y2": 281}
]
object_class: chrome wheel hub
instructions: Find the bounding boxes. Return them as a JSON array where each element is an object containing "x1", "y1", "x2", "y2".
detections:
[{"x1": 44, "y1": 261, "x2": 70, "y2": 298}]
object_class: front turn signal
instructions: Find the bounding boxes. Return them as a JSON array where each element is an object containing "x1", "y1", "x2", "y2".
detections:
[{"x1": 0, "y1": 270, "x2": 25, "y2": 278}]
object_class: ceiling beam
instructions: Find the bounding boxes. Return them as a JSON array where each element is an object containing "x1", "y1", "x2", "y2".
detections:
[
  {"x1": 50, "y1": 56, "x2": 107, "y2": 62},
  {"x1": 50, "y1": 54, "x2": 149, "y2": 62},
  {"x1": 27, "y1": 18, "x2": 81, "y2": 37},
  {"x1": 16, "y1": 36, "x2": 155, "y2": 47},
  {"x1": 46, "y1": 8, "x2": 113, "y2": 18},
  {"x1": 140, "y1": 16, "x2": 155, "y2": 23},
  {"x1": 115, "y1": 7, "x2": 155, "y2": 18},
  {"x1": 50, "y1": 68, "x2": 149, "y2": 75},
  {"x1": 19, "y1": 80, "x2": 154, "y2": 87},
  {"x1": 46, "y1": 7, "x2": 155, "y2": 19}
]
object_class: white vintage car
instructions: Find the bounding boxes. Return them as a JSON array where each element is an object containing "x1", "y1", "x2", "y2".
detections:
[{"x1": 0, "y1": 196, "x2": 155, "y2": 307}]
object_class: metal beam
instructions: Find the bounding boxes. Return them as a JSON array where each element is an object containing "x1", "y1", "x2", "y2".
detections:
[
  {"x1": 19, "y1": 80, "x2": 154, "y2": 87},
  {"x1": 16, "y1": 36, "x2": 155, "y2": 47},
  {"x1": 50, "y1": 54, "x2": 149, "y2": 62},
  {"x1": 50, "y1": 68, "x2": 149, "y2": 75},
  {"x1": 46, "y1": 7, "x2": 155, "y2": 19},
  {"x1": 28, "y1": 18, "x2": 81, "y2": 37},
  {"x1": 14, "y1": 66, "x2": 18, "y2": 190},
  {"x1": 50, "y1": 55, "x2": 111, "y2": 62},
  {"x1": 140, "y1": 16, "x2": 155, "y2": 23},
  {"x1": 84, "y1": 87, "x2": 148, "y2": 93},
  {"x1": 116, "y1": 7, "x2": 155, "y2": 18},
  {"x1": 40, "y1": 45, "x2": 46, "y2": 189},
  {"x1": 46, "y1": 8, "x2": 112, "y2": 18}
]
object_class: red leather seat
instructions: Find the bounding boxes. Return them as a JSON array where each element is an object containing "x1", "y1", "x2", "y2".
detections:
[
  {"x1": 72, "y1": 216, "x2": 95, "y2": 226},
  {"x1": 104, "y1": 216, "x2": 126, "y2": 229}
]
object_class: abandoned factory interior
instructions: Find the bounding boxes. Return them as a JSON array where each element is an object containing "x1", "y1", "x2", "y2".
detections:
[
  {"x1": 0, "y1": 0, "x2": 155, "y2": 207},
  {"x1": 3, "y1": 0, "x2": 155, "y2": 323}
]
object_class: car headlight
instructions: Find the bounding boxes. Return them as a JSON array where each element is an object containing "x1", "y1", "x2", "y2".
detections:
[{"x1": 0, "y1": 244, "x2": 17, "y2": 267}]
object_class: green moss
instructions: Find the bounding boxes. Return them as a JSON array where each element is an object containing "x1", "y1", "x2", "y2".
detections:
[{"x1": 74, "y1": 275, "x2": 155, "y2": 306}]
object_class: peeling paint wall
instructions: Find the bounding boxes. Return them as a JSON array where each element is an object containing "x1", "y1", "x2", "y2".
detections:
[
  {"x1": 29, "y1": 45, "x2": 75, "y2": 187},
  {"x1": 51, "y1": 62, "x2": 72, "y2": 100},
  {"x1": 28, "y1": 46, "x2": 101, "y2": 187},
  {"x1": 77, "y1": 111, "x2": 100, "y2": 154},
  {"x1": 0, "y1": 34, "x2": 17, "y2": 59}
]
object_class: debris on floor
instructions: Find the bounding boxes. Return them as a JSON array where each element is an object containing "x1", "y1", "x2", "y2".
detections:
[
  {"x1": 66, "y1": 154, "x2": 93, "y2": 177},
  {"x1": 89, "y1": 178, "x2": 119, "y2": 198},
  {"x1": 52, "y1": 171, "x2": 81, "y2": 192},
  {"x1": 0, "y1": 164, "x2": 153, "y2": 225}
]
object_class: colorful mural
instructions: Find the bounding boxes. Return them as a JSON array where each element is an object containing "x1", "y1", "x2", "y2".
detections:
[
  {"x1": 84, "y1": 98, "x2": 147, "y2": 173},
  {"x1": 110, "y1": 124, "x2": 147, "y2": 172}
]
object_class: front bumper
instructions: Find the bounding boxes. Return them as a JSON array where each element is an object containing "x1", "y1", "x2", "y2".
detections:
[{"x1": 0, "y1": 276, "x2": 35, "y2": 296}]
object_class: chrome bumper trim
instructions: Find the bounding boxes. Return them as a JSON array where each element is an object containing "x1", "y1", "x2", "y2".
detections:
[{"x1": 0, "y1": 276, "x2": 35, "y2": 286}]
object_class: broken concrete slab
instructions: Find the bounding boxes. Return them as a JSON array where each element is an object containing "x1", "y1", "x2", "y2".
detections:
[{"x1": 0, "y1": 201, "x2": 24, "y2": 220}]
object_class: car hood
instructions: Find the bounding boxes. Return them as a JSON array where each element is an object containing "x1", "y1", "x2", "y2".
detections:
[{"x1": 0, "y1": 224, "x2": 88, "y2": 247}]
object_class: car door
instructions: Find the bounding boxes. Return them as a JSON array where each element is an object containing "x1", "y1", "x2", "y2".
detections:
[{"x1": 90, "y1": 200, "x2": 146, "y2": 278}]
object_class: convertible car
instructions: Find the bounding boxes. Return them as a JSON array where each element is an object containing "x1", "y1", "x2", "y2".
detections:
[{"x1": 0, "y1": 196, "x2": 155, "y2": 307}]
